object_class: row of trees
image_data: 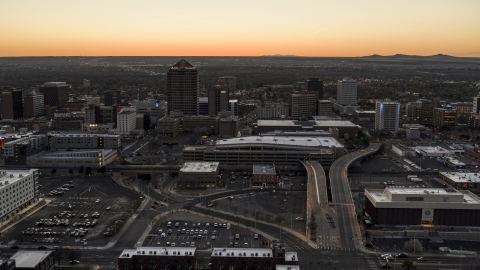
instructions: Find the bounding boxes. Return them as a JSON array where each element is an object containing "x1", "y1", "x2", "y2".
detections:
[{"x1": 50, "y1": 166, "x2": 107, "y2": 176}]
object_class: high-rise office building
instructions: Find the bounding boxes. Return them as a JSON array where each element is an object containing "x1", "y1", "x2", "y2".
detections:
[
  {"x1": 289, "y1": 92, "x2": 317, "y2": 118},
  {"x1": 208, "y1": 79, "x2": 229, "y2": 116},
  {"x1": 218, "y1": 76, "x2": 236, "y2": 93},
  {"x1": 167, "y1": 59, "x2": 199, "y2": 115},
  {"x1": 104, "y1": 90, "x2": 123, "y2": 106},
  {"x1": 24, "y1": 94, "x2": 45, "y2": 117},
  {"x1": 306, "y1": 78, "x2": 323, "y2": 100},
  {"x1": 39, "y1": 82, "x2": 70, "y2": 109},
  {"x1": 336, "y1": 77, "x2": 357, "y2": 105},
  {"x1": 228, "y1": 99, "x2": 238, "y2": 116},
  {"x1": 117, "y1": 110, "x2": 136, "y2": 134},
  {"x1": 418, "y1": 99, "x2": 435, "y2": 126},
  {"x1": 375, "y1": 100, "x2": 400, "y2": 132},
  {"x1": 433, "y1": 106, "x2": 457, "y2": 130},
  {"x1": 1, "y1": 87, "x2": 23, "y2": 120}
]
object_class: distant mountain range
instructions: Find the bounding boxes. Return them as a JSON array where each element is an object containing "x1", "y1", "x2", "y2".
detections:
[{"x1": 365, "y1": 53, "x2": 455, "y2": 58}]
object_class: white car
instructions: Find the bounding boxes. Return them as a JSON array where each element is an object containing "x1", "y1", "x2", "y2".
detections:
[
  {"x1": 95, "y1": 199, "x2": 100, "y2": 203},
  {"x1": 295, "y1": 217, "x2": 303, "y2": 221}
]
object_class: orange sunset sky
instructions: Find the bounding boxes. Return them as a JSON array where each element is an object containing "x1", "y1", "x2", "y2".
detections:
[{"x1": 1, "y1": 0, "x2": 480, "y2": 57}]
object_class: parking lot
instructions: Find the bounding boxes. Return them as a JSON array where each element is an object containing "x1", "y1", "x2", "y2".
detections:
[
  {"x1": 145, "y1": 219, "x2": 264, "y2": 249},
  {"x1": 1, "y1": 176, "x2": 139, "y2": 247}
]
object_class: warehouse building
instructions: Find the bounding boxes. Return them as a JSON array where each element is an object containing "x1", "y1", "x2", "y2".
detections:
[
  {"x1": 365, "y1": 187, "x2": 480, "y2": 226},
  {"x1": 439, "y1": 172, "x2": 480, "y2": 190}
]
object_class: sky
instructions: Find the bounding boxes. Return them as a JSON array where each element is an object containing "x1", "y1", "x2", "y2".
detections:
[{"x1": 1, "y1": 0, "x2": 480, "y2": 57}]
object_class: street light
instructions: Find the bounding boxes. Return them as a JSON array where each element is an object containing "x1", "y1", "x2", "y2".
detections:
[{"x1": 460, "y1": 246, "x2": 463, "y2": 270}]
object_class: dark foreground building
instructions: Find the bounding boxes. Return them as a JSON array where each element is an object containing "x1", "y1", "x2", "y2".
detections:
[{"x1": 365, "y1": 187, "x2": 480, "y2": 226}]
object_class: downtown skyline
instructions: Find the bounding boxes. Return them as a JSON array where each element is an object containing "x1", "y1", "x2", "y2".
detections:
[{"x1": 1, "y1": 0, "x2": 480, "y2": 57}]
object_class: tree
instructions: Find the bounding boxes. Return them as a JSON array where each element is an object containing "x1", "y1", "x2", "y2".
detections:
[
  {"x1": 69, "y1": 169, "x2": 73, "y2": 175},
  {"x1": 404, "y1": 239, "x2": 424, "y2": 252},
  {"x1": 78, "y1": 166, "x2": 85, "y2": 174},
  {"x1": 51, "y1": 168, "x2": 56, "y2": 175},
  {"x1": 100, "y1": 166, "x2": 107, "y2": 174},
  {"x1": 243, "y1": 209, "x2": 249, "y2": 217},
  {"x1": 429, "y1": 241, "x2": 440, "y2": 252},
  {"x1": 54, "y1": 247, "x2": 66, "y2": 265},
  {"x1": 232, "y1": 206, "x2": 239, "y2": 216},
  {"x1": 183, "y1": 203, "x2": 194, "y2": 210},
  {"x1": 85, "y1": 166, "x2": 92, "y2": 175},
  {"x1": 274, "y1": 215, "x2": 285, "y2": 225},
  {"x1": 401, "y1": 260, "x2": 416, "y2": 270}
]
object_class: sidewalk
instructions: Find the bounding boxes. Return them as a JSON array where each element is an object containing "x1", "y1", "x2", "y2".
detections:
[{"x1": 0, "y1": 198, "x2": 49, "y2": 234}]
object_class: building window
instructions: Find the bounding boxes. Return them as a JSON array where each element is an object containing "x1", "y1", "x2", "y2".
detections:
[{"x1": 406, "y1": 197, "x2": 424, "y2": 201}]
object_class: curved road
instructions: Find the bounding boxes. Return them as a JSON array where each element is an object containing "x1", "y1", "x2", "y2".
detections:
[{"x1": 328, "y1": 143, "x2": 380, "y2": 250}]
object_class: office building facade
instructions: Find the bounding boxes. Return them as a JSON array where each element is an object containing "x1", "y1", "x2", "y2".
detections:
[
  {"x1": 208, "y1": 79, "x2": 229, "y2": 116},
  {"x1": 218, "y1": 76, "x2": 236, "y2": 93},
  {"x1": 289, "y1": 92, "x2": 317, "y2": 118},
  {"x1": 433, "y1": 107, "x2": 457, "y2": 130},
  {"x1": 39, "y1": 82, "x2": 70, "y2": 109},
  {"x1": 1, "y1": 87, "x2": 23, "y2": 120},
  {"x1": 375, "y1": 100, "x2": 400, "y2": 132},
  {"x1": 24, "y1": 94, "x2": 45, "y2": 117},
  {"x1": 306, "y1": 78, "x2": 323, "y2": 100},
  {"x1": 0, "y1": 169, "x2": 39, "y2": 220},
  {"x1": 117, "y1": 110, "x2": 136, "y2": 134},
  {"x1": 167, "y1": 59, "x2": 199, "y2": 115}
]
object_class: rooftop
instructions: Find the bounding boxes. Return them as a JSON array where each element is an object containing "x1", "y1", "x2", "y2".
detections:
[
  {"x1": 257, "y1": 120, "x2": 297, "y2": 126},
  {"x1": 216, "y1": 136, "x2": 343, "y2": 148},
  {"x1": 211, "y1": 248, "x2": 272, "y2": 258},
  {"x1": 171, "y1": 59, "x2": 195, "y2": 70},
  {"x1": 440, "y1": 172, "x2": 480, "y2": 183},
  {"x1": 276, "y1": 266, "x2": 300, "y2": 270},
  {"x1": 49, "y1": 133, "x2": 120, "y2": 138},
  {"x1": 180, "y1": 162, "x2": 219, "y2": 173},
  {"x1": 0, "y1": 169, "x2": 37, "y2": 190},
  {"x1": 10, "y1": 250, "x2": 53, "y2": 268},
  {"x1": 42, "y1": 82, "x2": 67, "y2": 87},
  {"x1": 284, "y1": 251, "x2": 298, "y2": 262},
  {"x1": 314, "y1": 120, "x2": 358, "y2": 127},
  {"x1": 253, "y1": 165, "x2": 276, "y2": 175},
  {"x1": 119, "y1": 247, "x2": 196, "y2": 258}
]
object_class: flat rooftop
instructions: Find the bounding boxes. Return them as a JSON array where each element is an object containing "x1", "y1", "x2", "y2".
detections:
[
  {"x1": 276, "y1": 266, "x2": 300, "y2": 270},
  {"x1": 0, "y1": 169, "x2": 36, "y2": 191},
  {"x1": 366, "y1": 187, "x2": 480, "y2": 207},
  {"x1": 216, "y1": 136, "x2": 343, "y2": 148},
  {"x1": 440, "y1": 172, "x2": 480, "y2": 183},
  {"x1": 211, "y1": 248, "x2": 272, "y2": 258},
  {"x1": 285, "y1": 251, "x2": 298, "y2": 262},
  {"x1": 119, "y1": 247, "x2": 196, "y2": 258},
  {"x1": 10, "y1": 250, "x2": 53, "y2": 268},
  {"x1": 180, "y1": 162, "x2": 219, "y2": 173},
  {"x1": 411, "y1": 146, "x2": 449, "y2": 154},
  {"x1": 314, "y1": 120, "x2": 358, "y2": 127},
  {"x1": 253, "y1": 165, "x2": 276, "y2": 175},
  {"x1": 257, "y1": 120, "x2": 297, "y2": 126},
  {"x1": 49, "y1": 133, "x2": 120, "y2": 138}
]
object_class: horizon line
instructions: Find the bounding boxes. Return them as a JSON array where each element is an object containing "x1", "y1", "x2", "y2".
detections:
[{"x1": 1, "y1": 54, "x2": 480, "y2": 58}]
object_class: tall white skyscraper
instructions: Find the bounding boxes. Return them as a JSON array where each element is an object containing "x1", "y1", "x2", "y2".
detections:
[
  {"x1": 337, "y1": 77, "x2": 357, "y2": 105},
  {"x1": 375, "y1": 99, "x2": 400, "y2": 132}
]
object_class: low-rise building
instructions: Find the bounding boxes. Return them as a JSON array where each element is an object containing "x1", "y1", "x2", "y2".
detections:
[
  {"x1": 10, "y1": 250, "x2": 54, "y2": 270},
  {"x1": 46, "y1": 133, "x2": 121, "y2": 150},
  {"x1": 257, "y1": 103, "x2": 289, "y2": 119},
  {"x1": 0, "y1": 257, "x2": 15, "y2": 270},
  {"x1": 317, "y1": 100, "x2": 332, "y2": 115},
  {"x1": 178, "y1": 162, "x2": 219, "y2": 188},
  {"x1": 353, "y1": 110, "x2": 375, "y2": 122},
  {"x1": 439, "y1": 172, "x2": 480, "y2": 190},
  {"x1": 118, "y1": 247, "x2": 197, "y2": 270},
  {"x1": 4, "y1": 135, "x2": 45, "y2": 165},
  {"x1": 27, "y1": 149, "x2": 117, "y2": 168},
  {"x1": 252, "y1": 165, "x2": 278, "y2": 187},
  {"x1": 211, "y1": 247, "x2": 295, "y2": 270},
  {"x1": 0, "y1": 169, "x2": 39, "y2": 220},
  {"x1": 365, "y1": 187, "x2": 480, "y2": 226},
  {"x1": 157, "y1": 116, "x2": 180, "y2": 138}
]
